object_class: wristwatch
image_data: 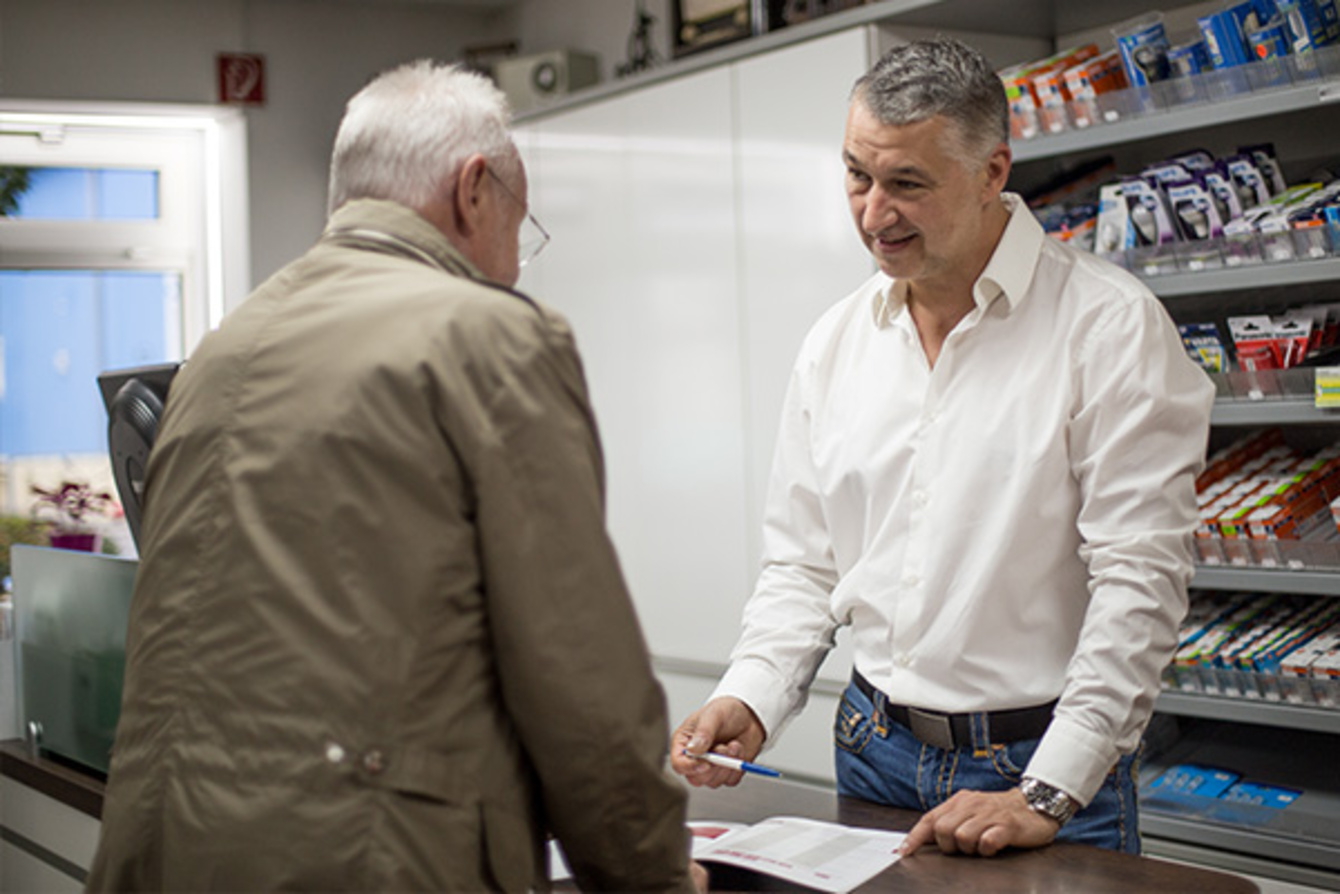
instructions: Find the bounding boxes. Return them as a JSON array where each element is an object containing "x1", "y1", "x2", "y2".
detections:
[{"x1": 1019, "y1": 777, "x2": 1079, "y2": 827}]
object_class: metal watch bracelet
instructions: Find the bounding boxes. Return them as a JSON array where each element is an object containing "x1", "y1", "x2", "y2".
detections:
[{"x1": 1019, "y1": 776, "x2": 1079, "y2": 826}]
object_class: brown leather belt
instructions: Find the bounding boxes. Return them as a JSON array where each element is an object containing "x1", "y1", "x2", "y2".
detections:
[{"x1": 852, "y1": 671, "x2": 1056, "y2": 751}]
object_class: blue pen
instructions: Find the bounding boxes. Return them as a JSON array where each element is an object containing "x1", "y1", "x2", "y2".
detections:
[{"x1": 684, "y1": 750, "x2": 783, "y2": 778}]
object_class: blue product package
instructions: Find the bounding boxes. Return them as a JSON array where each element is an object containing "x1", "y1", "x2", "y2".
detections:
[
  {"x1": 1148, "y1": 764, "x2": 1241, "y2": 799},
  {"x1": 1200, "y1": 9, "x2": 1255, "y2": 67},
  {"x1": 1325, "y1": 204, "x2": 1340, "y2": 248},
  {"x1": 1252, "y1": 0, "x2": 1282, "y2": 20},
  {"x1": 1229, "y1": 0, "x2": 1276, "y2": 44},
  {"x1": 1322, "y1": 0, "x2": 1340, "y2": 40},
  {"x1": 1222, "y1": 781, "x2": 1302, "y2": 809},
  {"x1": 1248, "y1": 18, "x2": 1292, "y2": 58},
  {"x1": 1279, "y1": 0, "x2": 1337, "y2": 50},
  {"x1": 1179, "y1": 322, "x2": 1231, "y2": 372},
  {"x1": 1114, "y1": 14, "x2": 1172, "y2": 85},
  {"x1": 1169, "y1": 39, "x2": 1213, "y2": 76}
]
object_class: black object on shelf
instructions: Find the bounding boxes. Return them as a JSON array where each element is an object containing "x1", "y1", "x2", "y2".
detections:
[
  {"x1": 97, "y1": 362, "x2": 181, "y2": 550},
  {"x1": 672, "y1": 1, "x2": 754, "y2": 57}
]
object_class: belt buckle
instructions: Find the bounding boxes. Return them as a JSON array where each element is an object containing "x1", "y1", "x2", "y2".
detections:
[{"x1": 906, "y1": 707, "x2": 956, "y2": 750}]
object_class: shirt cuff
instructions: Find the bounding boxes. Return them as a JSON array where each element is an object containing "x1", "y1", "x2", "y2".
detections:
[
  {"x1": 1024, "y1": 715, "x2": 1122, "y2": 806},
  {"x1": 709, "y1": 659, "x2": 802, "y2": 742}
]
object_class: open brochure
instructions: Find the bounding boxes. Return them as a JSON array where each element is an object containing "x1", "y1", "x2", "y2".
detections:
[
  {"x1": 549, "y1": 816, "x2": 904, "y2": 893},
  {"x1": 690, "y1": 817, "x2": 905, "y2": 893}
]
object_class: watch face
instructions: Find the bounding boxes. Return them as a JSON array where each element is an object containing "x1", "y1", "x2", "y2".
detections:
[{"x1": 1022, "y1": 779, "x2": 1077, "y2": 824}]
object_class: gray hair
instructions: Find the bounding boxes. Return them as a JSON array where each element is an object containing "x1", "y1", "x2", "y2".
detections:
[
  {"x1": 851, "y1": 37, "x2": 1009, "y2": 164},
  {"x1": 327, "y1": 59, "x2": 515, "y2": 215}
]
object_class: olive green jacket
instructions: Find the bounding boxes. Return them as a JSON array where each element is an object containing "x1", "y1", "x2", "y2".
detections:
[{"x1": 87, "y1": 200, "x2": 692, "y2": 892}]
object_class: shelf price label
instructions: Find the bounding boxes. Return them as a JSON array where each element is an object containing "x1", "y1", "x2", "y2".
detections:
[{"x1": 1313, "y1": 367, "x2": 1340, "y2": 408}]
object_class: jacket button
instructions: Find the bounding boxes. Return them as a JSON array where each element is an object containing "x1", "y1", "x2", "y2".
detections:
[{"x1": 361, "y1": 749, "x2": 387, "y2": 775}]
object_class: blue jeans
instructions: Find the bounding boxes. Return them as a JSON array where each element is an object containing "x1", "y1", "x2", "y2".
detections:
[{"x1": 833, "y1": 679, "x2": 1141, "y2": 853}]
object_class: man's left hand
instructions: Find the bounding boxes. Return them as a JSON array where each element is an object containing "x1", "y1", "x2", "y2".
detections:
[{"x1": 899, "y1": 787, "x2": 1059, "y2": 857}]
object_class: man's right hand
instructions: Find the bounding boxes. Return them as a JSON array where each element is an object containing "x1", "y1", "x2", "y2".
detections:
[
  {"x1": 690, "y1": 860, "x2": 709, "y2": 893},
  {"x1": 670, "y1": 697, "x2": 767, "y2": 788}
]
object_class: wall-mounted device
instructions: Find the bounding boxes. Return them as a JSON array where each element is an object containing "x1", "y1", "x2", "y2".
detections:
[{"x1": 494, "y1": 50, "x2": 600, "y2": 114}]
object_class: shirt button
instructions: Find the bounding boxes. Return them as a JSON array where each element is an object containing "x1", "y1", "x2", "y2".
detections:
[
  {"x1": 903, "y1": 574, "x2": 919, "y2": 588},
  {"x1": 361, "y1": 749, "x2": 387, "y2": 775},
  {"x1": 913, "y1": 490, "x2": 928, "y2": 507},
  {"x1": 324, "y1": 743, "x2": 346, "y2": 764},
  {"x1": 895, "y1": 654, "x2": 912, "y2": 668}
]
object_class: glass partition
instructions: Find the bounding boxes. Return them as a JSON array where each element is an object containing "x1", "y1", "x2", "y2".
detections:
[{"x1": 11, "y1": 543, "x2": 136, "y2": 773}]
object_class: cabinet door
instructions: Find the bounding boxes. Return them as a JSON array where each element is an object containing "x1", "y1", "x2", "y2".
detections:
[
  {"x1": 515, "y1": 67, "x2": 752, "y2": 664},
  {"x1": 514, "y1": 29, "x2": 875, "y2": 682},
  {"x1": 735, "y1": 26, "x2": 876, "y2": 593}
]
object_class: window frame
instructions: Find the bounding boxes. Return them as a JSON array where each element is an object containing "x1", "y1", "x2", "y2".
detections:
[{"x1": 0, "y1": 100, "x2": 251, "y2": 349}]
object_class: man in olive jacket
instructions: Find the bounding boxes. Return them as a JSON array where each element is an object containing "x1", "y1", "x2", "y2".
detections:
[{"x1": 87, "y1": 61, "x2": 699, "y2": 893}]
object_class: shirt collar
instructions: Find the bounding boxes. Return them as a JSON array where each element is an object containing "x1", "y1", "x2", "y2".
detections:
[{"x1": 871, "y1": 192, "x2": 1044, "y2": 328}]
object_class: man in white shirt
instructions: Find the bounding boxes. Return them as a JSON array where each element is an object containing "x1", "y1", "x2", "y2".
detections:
[{"x1": 670, "y1": 37, "x2": 1214, "y2": 857}]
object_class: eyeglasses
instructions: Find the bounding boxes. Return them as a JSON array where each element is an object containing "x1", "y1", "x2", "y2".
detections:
[{"x1": 486, "y1": 166, "x2": 550, "y2": 268}]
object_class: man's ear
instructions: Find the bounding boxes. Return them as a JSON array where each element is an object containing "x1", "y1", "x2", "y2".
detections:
[
  {"x1": 453, "y1": 153, "x2": 490, "y2": 237},
  {"x1": 982, "y1": 142, "x2": 1012, "y2": 200}
]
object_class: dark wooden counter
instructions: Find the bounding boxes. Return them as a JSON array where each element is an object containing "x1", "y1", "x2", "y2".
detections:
[
  {"x1": 688, "y1": 776, "x2": 1260, "y2": 893},
  {"x1": 3, "y1": 739, "x2": 1257, "y2": 892},
  {"x1": 0, "y1": 739, "x2": 104, "y2": 819}
]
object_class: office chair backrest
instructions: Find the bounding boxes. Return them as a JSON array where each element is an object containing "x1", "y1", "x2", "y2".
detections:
[{"x1": 97, "y1": 363, "x2": 181, "y2": 551}]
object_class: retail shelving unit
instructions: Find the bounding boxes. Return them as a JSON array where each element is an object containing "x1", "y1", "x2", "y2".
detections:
[
  {"x1": 1003, "y1": 39, "x2": 1340, "y2": 886},
  {"x1": 905, "y1": 2, "x2": 1340, "y2": 884}
]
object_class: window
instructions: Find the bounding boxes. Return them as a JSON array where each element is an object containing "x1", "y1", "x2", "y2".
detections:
[
  {"x1": 7, "y1": 166, "x2": 160, "y2": 221},
  {"x1": 0, "y1": 102, "x2": 248, "y2": 556}
]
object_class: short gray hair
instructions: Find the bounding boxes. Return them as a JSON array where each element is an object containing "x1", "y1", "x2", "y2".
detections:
[
  {"x1": 327, "y1": 59, "x2": 515, "y2": 215},
  {"x1": 851, "y1": 38, "x2": 1008, "y2": 163}
]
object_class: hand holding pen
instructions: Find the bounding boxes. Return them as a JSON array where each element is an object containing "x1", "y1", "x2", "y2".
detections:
[
  {"x1": 683, "y1": 750, "x2": 782, "y2": 778},
  {"x1": 670, "y1": 696, "x2": 772, "y2": 787}
]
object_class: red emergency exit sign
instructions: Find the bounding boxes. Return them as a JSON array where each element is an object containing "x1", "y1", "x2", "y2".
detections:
[{"x1": 217, "y1": 53, "x2": 266, "y2": 105}]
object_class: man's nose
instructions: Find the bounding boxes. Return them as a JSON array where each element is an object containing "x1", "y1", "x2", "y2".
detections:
[{"x1": 862, "y1": 186, "x2": 899, "y2": 235}]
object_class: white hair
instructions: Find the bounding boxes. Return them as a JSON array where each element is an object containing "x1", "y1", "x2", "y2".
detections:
[{"x1": 327, "y1": 59, "x2": 515, "y2": 215}]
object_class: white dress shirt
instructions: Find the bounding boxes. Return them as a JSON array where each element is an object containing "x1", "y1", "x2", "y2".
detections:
[{"x1": 713, "y1": 193, "x2": 1215, "y2": 804}]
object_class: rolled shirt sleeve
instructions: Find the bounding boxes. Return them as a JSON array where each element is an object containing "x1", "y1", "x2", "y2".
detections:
[{"x1": 1029, "y1": 290, "x2": 1214, "y2": 803}]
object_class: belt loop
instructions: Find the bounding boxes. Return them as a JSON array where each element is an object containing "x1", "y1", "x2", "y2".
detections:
[
  {"x1": 969, "y1": 712, "x2": 991, "y2": 752},
  {"x1": 871, "y1": 680, "x2": 888, "y2": 736},
  {"x1": 855, "y1": 671, "x2": 890, "y2": 736}
]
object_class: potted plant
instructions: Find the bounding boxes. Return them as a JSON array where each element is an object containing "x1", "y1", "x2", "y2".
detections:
[
  {"x1": 31, "y1": 480, "x2": 117, "y2": 552},
  {"x1": 1, "y1": 514, "x2": 49, "y2": 588}
]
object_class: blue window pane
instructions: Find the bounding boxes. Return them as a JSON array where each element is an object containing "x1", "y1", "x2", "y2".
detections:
[
  {"x1": 0, "y1": 270, "x2": 180, "y2": 456},
  {"x1": 97, "y1": 170, "x2": 158, "y2": 220},
  {"x1": 9, "y1": 167, "x2": 159, "y2": 220},
  {"x1": 101, "y1": 272, "x2": 176, "y2": 367},
  {"x1": 17, "y1": 168, "x2": 91, "y2": 219}
]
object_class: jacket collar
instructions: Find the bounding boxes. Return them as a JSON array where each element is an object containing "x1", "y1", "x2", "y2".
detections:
[{"x1": 322, "y1": 199, "x2": 487, "y2": 283}]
